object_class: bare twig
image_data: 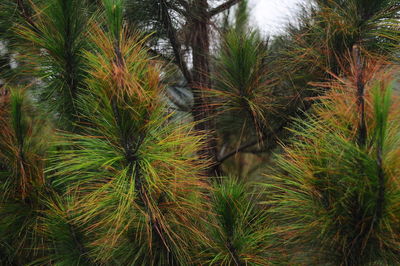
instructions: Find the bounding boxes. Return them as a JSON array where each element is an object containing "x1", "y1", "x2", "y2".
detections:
[
  {"x1": 217, "y1": 123, "x2": 287, "y2": 164},
  {"x1": 16, "y1": 0, "x2": 38, "y2": 32},
  {"x1": 146, "y1": 45, "x2": 175, "y2": 63},
  {"x1": 159, "y1": 0, "x2": 192, "y2": 83},
  {"x1": 208, "y1": 0, "x2": 242, "y2": 17},
  {"x1": 167, "y1": 2, "x2": 189, "y2": 17},
  {"x1": 353, "y1": 45, "x2": 367, "y2": 147},
  {"x1": 175, "y1": 0, "x2": 190, "y2": 12}
]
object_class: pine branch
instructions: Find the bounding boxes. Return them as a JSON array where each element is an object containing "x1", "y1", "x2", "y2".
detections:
[
  {"x1": 208, "y1": 0, "x2": 242, "y2": 17},
  {"x1": 146, "y1": 45, "x2": 176, "y2": 63},
  {"x1": 217, "y1": 123, "x2": 287, "y2": 164},
  {"x1": 376, "y1": 142, "x2": 385, "y2": 221},
  {"x1": 159, "y1": 0, "x2": 192, "y2": 83},
  {"x1": 67, "y1": 222, "x2": 87, "y2": 259},
  {"x1": 226, "y1": 238, "x2": 244, "y2": 266},
  {"x1": 165, "y1": 89, "x2": 192, "y2": 112},
  {"x1": 167, "y1": 2, "x2": 189, "y2": 17},
  {"x1": 175, "y1": 0, "x2": 189, "y2": 11},
  {"x1": 353, "y1": 45, "x2": 367, "y2": 147},
  {"x1": 108, "y1": 6, "x2": 171, "y2": 253},
  {"x1": 217, "y1": 93, "x2": 315, "y2": 164},
  {"x1": 15, "y1": 0, "x2": 38, "y2": 32}
]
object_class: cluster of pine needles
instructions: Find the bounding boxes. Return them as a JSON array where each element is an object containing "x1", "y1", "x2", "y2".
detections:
[{"x1": 0, "y1": 0, "x2": 400, "y2": 265}]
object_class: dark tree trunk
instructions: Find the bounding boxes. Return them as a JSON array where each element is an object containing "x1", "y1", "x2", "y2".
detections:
[
  {"x1": 160, "y1": 0, "x2": 242, "y2": 177},
  {"x1": 190, "y1": 0, "x2": 220, "y2": 177}
]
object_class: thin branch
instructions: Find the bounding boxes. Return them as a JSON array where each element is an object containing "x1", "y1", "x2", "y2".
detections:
[
  {"x1": 353, "y1": 45, "x2": 367, "y2": 147},
  {"x1": 15, "y1": 0, "x2": 39, "y2": 32},
  {"x1": 376, "y1": 138, "x2": 385, "y2": 221},
  {"x1": 167, "y1": 2, "x2": 189, "y2": 17},
  {"x1": 208, "y1": 0, "x2": 242, "y2": 17},
  {"x1": 217, "y1": 123, "x2": 287, "y2": 164},
  {"x1": 218, "y1": 140, "x2": 258, "y2": 163},
  {"x1": 159, "y1": 0, "x2": 192, "y2": 83},
  {"x1": 175, "y1": 0, "x2": 190, "y2": 12},
  {"x1": 146, "y1": 45, "x2": 175, "y2": 63},
  {"x1": 217, "y1": 92, "x2": 316, "y2": 164},
  {"x1": 226, "y1": 238, "x2": 244, "y2": 266},
  {"x1": 165, "y1": 88, "x2": 192, "y2": 112}
]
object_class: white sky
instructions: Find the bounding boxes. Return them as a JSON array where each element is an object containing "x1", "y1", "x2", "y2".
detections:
[{"x1": 249, "y1": 0, "x2": 305, "y2": 36}]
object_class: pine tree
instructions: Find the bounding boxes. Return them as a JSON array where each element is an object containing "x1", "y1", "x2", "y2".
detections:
[
  {"x1": 15, "y1": 0, "x2": 88, "y2": 130},
  {"x1": 0, "y1": 0, "x2": 399, "y2": 265},
  {"x1": 0, "y1": 86, "x2": 53, "y2": 264},
  {"x1": 202, "y1": 178, "x2": 279, "y2": 265},
  {"x1": 45, "y1": 1, "x2": 211, "y2": 264},
  {"x1": 125, "y1": 0, "x2": 244, "y2": 175},
  {"x1": 260, "y1": 0, "x2": 400, "y2": 158},
  {"x1": 265, "y1": 54, "x2": 400, "y2": 264}
]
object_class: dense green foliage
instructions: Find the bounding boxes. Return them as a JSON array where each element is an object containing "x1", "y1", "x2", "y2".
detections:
[
  {"x1": 0, "y1": 0, "x2": 399, "y2": 265},
  {"x1": 266, "y1": 64, "x2": 400, "y2": 265}
]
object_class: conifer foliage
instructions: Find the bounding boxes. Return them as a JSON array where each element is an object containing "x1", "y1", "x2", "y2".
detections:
[
  {"x1": 266, "y1": 57, "x2": 400, "y2": 264},
  {"x1": 202, "y1": 179, "x2": 278, "y2": 265},
  {"x1": 212, "y1": 1, "x2": 274, "y2": 148},
  {"x1": 47, "y1": 0, "x2": 210, "y2": 264},
  {"x1": 16, "y1": 0, "x2": 88, "y2": 129},
  {"x1": 0, "y1": 87, "x2": 52, "y2": 264},
  {"x1": 0, "y1": 0, "x2": 400, "y2": 265}
]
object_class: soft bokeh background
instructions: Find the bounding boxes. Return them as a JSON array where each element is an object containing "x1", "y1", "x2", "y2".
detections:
[{"x1": 249, "y1": 0, "x2": 305, "y2": 35}]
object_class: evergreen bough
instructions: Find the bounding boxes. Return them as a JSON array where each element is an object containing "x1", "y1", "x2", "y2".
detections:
[{"x1": 265, "y1": 60, "x2": 400, "y2": 265}]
